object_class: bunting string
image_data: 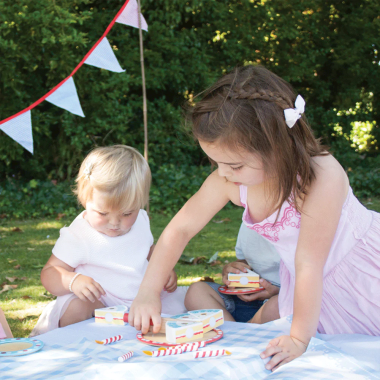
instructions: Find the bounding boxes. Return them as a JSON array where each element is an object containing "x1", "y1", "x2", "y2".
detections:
[{"x1": 0, "y1": 0, "x2": 148, "y2": 154}]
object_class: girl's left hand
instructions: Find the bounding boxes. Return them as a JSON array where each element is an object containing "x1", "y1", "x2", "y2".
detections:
[
  {"x1": 164, "y1": 270, "x2": 177, "y2": 293},
  {"x1": 260, "y1": 335, "x2": 307, "y2": 371}
]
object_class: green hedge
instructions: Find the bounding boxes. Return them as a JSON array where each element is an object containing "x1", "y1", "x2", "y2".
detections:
[
  {"x1": 0, "y1": 164, "x2": 212, "y2": 219},
  {"x1": 1, "y1": 0, "x2": 380, "y2": 214},
  {"x1": 1, "y1": 159, "x2": 379, "y2": 220},
  {"x1": 1, "y1": 0, "x2": 379, "y2": 177}
]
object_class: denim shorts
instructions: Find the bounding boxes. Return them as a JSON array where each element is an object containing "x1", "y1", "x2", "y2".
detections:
[{"x1": 206, "y1": 282, "x2": 264, "y2": 323}]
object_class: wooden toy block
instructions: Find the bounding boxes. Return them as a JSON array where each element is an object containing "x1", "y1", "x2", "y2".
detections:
[
  {"x1": 228, "y1": 269, "x2": 260, "y2": 288},
  {"x1": 188, "y1": 309, "x2": 224, "y2": 333},
  {"x1": 95, "y1": 305, "x2": 129, "y2": 325},
  {"x1": 166, "y1": 321, "x2": 204, "y2": 344}
]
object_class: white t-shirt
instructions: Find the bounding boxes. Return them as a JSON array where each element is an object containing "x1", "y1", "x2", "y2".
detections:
[{"x1": 53, "y1": 209, "x2": 154, "y2": 304}]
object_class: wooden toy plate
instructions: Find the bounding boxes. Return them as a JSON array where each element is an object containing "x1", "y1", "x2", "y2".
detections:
[
  {"x1": 137, "y1": 328, "x2": 223, "y2": 347},
  {"x1": 218, "y1": 285, "x2": 264, "y2": 295},
  {"x1": 0, "y1": 338, "x2": 44, "y2": 357}
]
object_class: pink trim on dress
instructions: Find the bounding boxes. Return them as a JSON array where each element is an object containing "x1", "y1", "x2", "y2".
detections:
[
  {"x1": 250, "y1": 206, "x2": 301, "y2": 242},
  {"x1": 239, "y1": 185, "x2": 301, "y2": 242}
]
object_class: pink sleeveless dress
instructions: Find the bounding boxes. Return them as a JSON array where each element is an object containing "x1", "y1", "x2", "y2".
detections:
[{"x1": 240, "y1": 185, "x2": 380, "y2": 335}]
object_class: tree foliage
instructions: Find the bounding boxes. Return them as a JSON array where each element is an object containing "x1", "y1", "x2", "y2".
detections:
[{"x1": 0, "y1": 0, "x2": 379, "y2": 183}]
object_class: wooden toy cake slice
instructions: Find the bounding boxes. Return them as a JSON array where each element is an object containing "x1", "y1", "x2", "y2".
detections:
[
  {"x1": 228, "y1": 269, "x2": 260, "y2": 287},
  {"x1": 138, "y1": 309, "x2": 224, "y2": 346},
  {"x1": 187, "y1": 309, "x2": 224, "y2": 333},
  {"x1": 166, "y1": 320, "x2": 203, "y2": 344},
  {"x1": 95, "y1": 305, "x2": 129, "y2": 325}
]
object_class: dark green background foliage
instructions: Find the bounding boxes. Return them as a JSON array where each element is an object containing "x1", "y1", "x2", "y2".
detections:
[{"x1": 1, "y1": 0, "x2": 379, "y2": 216}]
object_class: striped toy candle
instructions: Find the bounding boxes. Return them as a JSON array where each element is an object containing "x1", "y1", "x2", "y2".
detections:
[
  {"x1": 95, "y1": 334, "x2": 123, "y2": 345},
  {"x1": 193, "y1": 349, "x2": 231, "y2": 358},
  {"x1": 180, "y1": 341, "x2": 206, "y2": 352},
  {"x1": 118, "y1": 351, "x2": 133, "y2": 362},
  {"x1": 143, "y1": 347, "x2": 183, "y2": 357}
]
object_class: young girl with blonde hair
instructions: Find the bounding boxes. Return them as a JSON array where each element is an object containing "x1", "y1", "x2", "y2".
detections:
[
  {"x1": 31, "y1": 145, "x2": 187, "y2": 336},
  {"x1": 128, "y1": 66, "x2": 380, "y2": 371}
]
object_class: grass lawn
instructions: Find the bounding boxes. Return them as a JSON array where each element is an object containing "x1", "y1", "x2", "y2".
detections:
[{"x1": 1, "y1": 198, "x2": 379, "y2": 338}]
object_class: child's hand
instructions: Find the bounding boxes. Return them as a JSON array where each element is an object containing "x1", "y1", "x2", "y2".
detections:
[
  {"x1": 71, "y1": 274, "x2": 106, "y2": 303},
  {"x1": 260, "y1": 335, "x2": 307, "y2": 371},
  {"x1": 222, "y1": 261, "x2": 251, "y2": 286},
  {"x1": 129, "y1": 290, "x2": 162, "y2": 334},
  {"x1": 237, "y1": 278, "x2": 279, "y2": 302},
  {"x1": 164, "y1": 270, "x2": 177, "y2": 293}
]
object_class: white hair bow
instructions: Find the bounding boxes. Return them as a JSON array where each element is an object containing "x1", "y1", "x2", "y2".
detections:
[
  {"x1": 284, "y1": 95, "x2": 305, "y2": 128},
  {"x1": 83, "y1": 162, "x2": 93, "y2": 180}
]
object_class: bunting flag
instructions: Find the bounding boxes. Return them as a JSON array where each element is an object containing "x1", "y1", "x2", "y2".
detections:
[
  {"x1": 116, "y1": 0, "x2": 148, "y2": 31},
  {"x1": 85, "y1": 37, "x2": 125, "y2": 73},
  {"x1": 0, "y1": 0, "x2": 148, "y2": 154},
  {"x1": 45, "y1": 77, "x2": 85, "y2": 117},
  {"x1": 0, "y1": 111, "x2": 33, "y2": 154}
]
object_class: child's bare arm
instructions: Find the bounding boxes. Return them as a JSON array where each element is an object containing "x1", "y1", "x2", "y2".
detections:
[
  {"x1": 41, "y1": 254, "x2": 105, "y2": 302},
  {"x1": 147, "y1": 244, "x2": 177, "y2": 292},
  {"x1": 291, "y1": 157, "x2": 348, "y2": 345},
  {"x1": 146, "y1": 244, "x2": 155, "y2": 261},
  {"x1": 129, "y1": 170, "x2": 237, "y2": 333},
  {"x1": 262, "y1": 156, "x2": 348, "y2": 371},
  {"x1": 41, "y1": 254, "x2": 77, "y2": 296}
]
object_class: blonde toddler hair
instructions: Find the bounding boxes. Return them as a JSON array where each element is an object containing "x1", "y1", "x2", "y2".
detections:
[{"x1": 74, "y1": 145, "x2": 151, "y2": 212}]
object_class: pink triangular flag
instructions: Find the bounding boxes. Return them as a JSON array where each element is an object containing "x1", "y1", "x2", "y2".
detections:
[
  {"x1": 0, "y1": 110, "x2": 33, "y2": 154},
  {"x1": 46, "y1": 77, "x2": 85, "y2": 117},
  {"x1": 116, "y1": 0, "x2": 148, "y2": 31},
  {"x1": 85, "y1": 37, "x2": 125, "y2": 73}
]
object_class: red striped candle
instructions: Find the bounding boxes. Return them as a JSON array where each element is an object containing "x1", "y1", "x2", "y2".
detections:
[
  {"x1": 144, "y1": 347, "x2": 183, "y2": 357},
  {"x1": 95, "y1": 334, "x2": 123, "y2": 345},
  {"x1": 180, "y1": 341, "x2": 206, "y2": 352},
  {"x1": 193, "y1": 349, "x2": 231, "y2": 358},
  {"x1": 118, "y1": 350, "x2": 133, "y2": 362}
]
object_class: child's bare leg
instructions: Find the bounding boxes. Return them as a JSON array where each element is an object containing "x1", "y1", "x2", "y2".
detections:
[
  {"x1": 185, "y1": 282, "x2": 235, "y2": 322},
  {"x1": 59, "y1": 298, "x2": 104, "y2": 327},
  {"x1": 249, "y1": 295, "x2": 279, "y2": 324}
]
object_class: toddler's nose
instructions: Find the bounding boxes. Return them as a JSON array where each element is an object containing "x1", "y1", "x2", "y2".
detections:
[{"x1": 109, "y1": 218, "x2": 120, "y2": 228}]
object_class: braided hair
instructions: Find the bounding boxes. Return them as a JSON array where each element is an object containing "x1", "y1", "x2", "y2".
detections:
[{"x1": 189, "y1": 65, "x2": 328, "y2": 217}]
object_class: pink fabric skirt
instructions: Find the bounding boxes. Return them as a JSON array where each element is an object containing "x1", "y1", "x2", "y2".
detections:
[{"x1": 279, "y1": 211, "x2": 380, "y2": 335}]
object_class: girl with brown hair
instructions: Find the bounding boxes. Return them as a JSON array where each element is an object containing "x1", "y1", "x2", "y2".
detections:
[{"x1": 129, "y1": 65, "x2": 380, "y2": 370}]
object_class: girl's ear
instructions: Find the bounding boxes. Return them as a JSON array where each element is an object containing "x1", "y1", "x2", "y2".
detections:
[{"x1": 0, "y1": 307, "x2": 13, "y2": 339}]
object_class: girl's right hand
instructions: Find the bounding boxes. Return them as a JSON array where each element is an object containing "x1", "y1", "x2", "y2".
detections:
[
  {"x1": 222, "y1": 261, "x2": 252, "y2": 286},
  {"x1": 128, "y1": 291, "x2": 162, "y2": 334},
  {"x1": 71, "y1": 274, "x2": 106, "y2": 303}
]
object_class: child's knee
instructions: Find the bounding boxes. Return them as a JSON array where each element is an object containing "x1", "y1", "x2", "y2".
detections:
[
  {"x1": 259, "y1": 295, "x2": 279, "y2": 324},
  {"x1": 59, "y1": 298, "x2": 103, "y2": 327},
  {"x1": 185, "y1": 282, "x2": 209, "y2": 309}
]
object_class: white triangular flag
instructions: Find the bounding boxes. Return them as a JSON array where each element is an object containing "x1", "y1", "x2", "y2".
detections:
[
  {"x1": 116, "y1": 0, "x2": 148, "y2": 31},
  {"x1": 46, "y1": 77, "x2": 85, "y2": 117},
  {"x1": 85, "y1": 37, "x2": 125, "y2": 73},
  {"x1": 0, "y1": 110, "x2": 33, "y2": 154}
]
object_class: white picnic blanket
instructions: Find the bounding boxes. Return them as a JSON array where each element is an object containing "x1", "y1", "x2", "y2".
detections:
[{"x1": 1, "y1": 316, "x2": 379, "y2": 379}]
